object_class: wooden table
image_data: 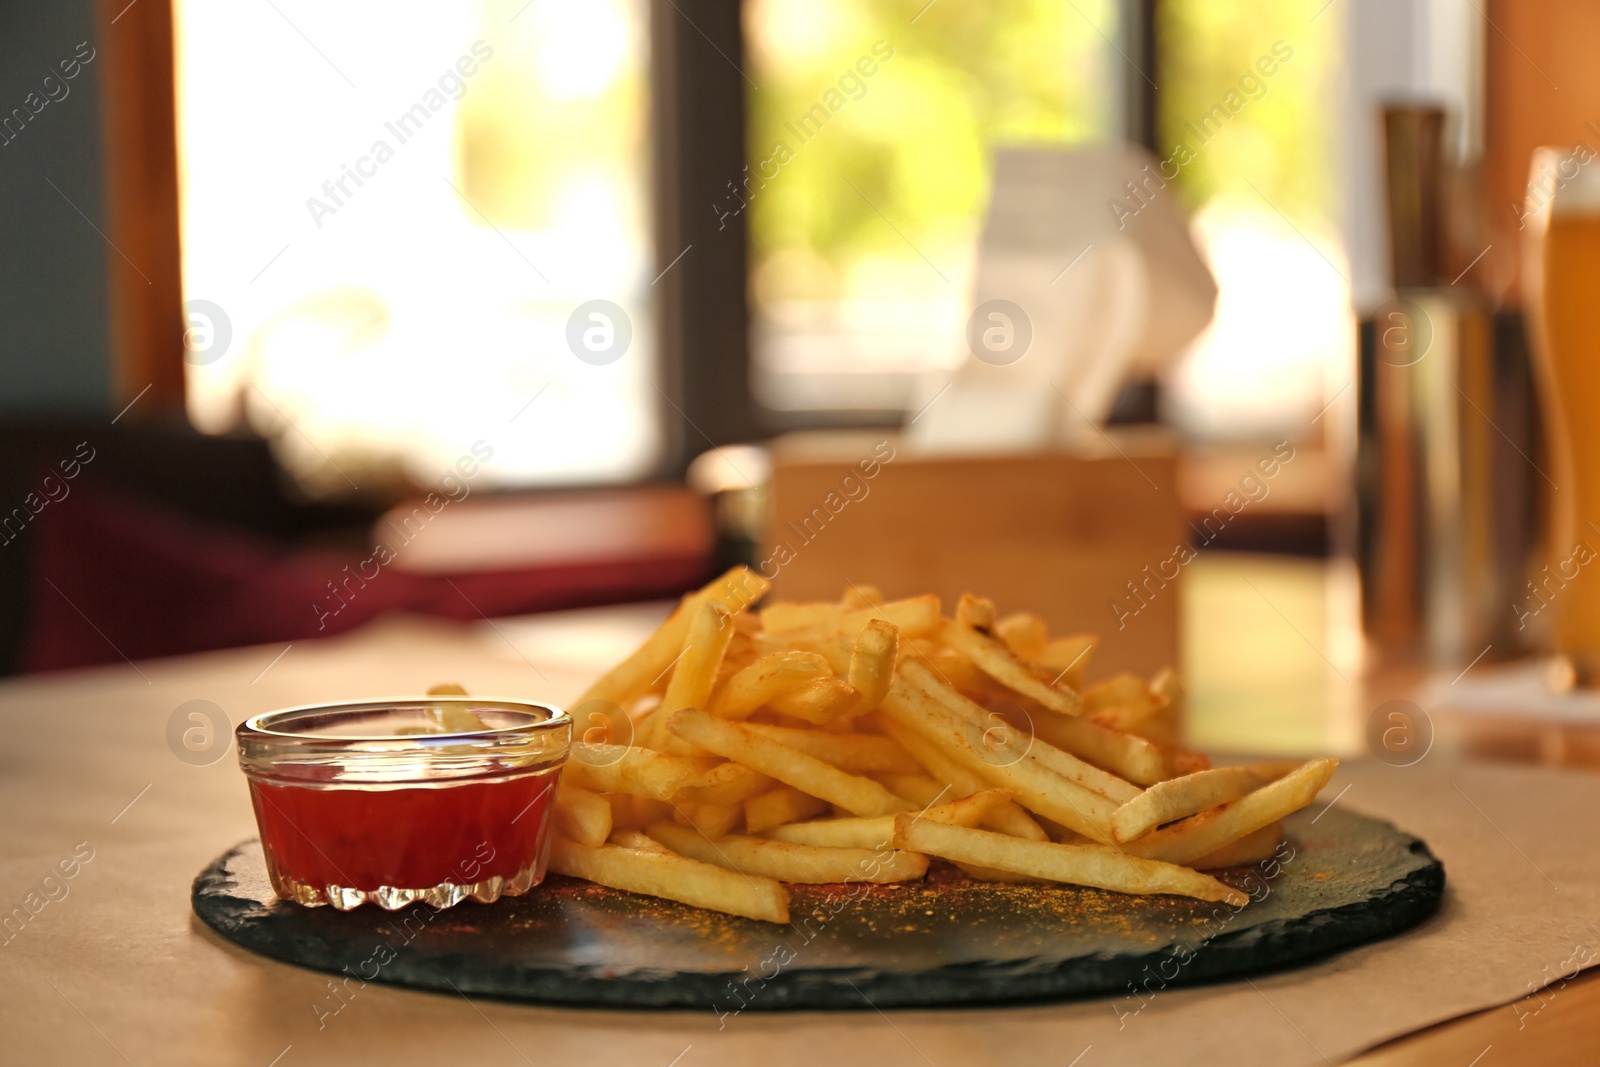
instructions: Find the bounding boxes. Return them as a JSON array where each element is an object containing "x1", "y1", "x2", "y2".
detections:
[{"x1": 2, "y1": 555, "x2": 1596, "y2": 1065}]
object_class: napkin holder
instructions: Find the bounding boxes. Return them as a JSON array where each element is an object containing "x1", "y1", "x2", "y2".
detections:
[{"x1": 764, "y1": 431, "x2": 1183, "y2": 678}]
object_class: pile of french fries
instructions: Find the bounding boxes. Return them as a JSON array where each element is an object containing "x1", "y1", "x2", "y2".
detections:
[{"x1": 544, "y1": 567, "x2": 1338, "y2": 924}]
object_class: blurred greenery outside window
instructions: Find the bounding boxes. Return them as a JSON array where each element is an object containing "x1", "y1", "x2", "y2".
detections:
[{"x1": 747, "y1": 0, "x2": 1348, "y2": 443}]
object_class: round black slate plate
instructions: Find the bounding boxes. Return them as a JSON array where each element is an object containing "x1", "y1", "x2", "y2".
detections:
[{"x1": 192, "y1": 806, "x2": 1443, "y2": 1011}]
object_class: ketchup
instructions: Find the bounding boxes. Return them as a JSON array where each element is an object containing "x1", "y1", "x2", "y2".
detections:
[{"x1": 249, "y1": 768, "x2": 560, "y2": 891}]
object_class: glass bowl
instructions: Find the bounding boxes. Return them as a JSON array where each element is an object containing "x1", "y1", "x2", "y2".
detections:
[{"x1": 235, "y1": 698, "x2": 570, "y2": 911}]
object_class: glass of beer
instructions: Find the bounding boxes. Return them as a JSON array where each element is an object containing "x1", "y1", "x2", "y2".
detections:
[{"x1": 1523, "y1": 145, "x2": 1600, "y2": 682}]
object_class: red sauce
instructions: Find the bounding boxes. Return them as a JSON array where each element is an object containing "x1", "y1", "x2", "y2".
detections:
[{"x1": 249, "y1": 768, "x2": 561, "y2": 891}]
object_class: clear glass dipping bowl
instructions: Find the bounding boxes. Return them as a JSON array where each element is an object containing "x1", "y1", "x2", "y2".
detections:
[{"x1": 235, "y1": 698, "x2": 569, "y2": 911}]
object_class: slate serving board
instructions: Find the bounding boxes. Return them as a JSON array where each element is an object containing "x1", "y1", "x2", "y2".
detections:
[{"x1": 192, "y1": 806, "x2": 1443, "y2": 1011}]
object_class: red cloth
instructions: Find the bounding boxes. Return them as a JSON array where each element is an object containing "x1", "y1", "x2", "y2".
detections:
[{"x1": 22, "y1": 488, "x2": 709, "y2": 673}]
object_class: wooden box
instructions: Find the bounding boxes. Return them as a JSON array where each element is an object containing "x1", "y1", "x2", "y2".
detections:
[{"x1": 764, "y1": 433, "x2": 1184, "y2": 678}]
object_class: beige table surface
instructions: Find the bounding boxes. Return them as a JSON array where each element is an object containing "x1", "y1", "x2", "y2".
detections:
[{"x1": 3, "y1": 597, "x2": 1600, "y2": 1067}]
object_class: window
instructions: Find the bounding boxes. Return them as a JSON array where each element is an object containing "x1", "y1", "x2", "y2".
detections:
[{"x1": 174, "y1": 0, "x2": 656, "y2": 496}]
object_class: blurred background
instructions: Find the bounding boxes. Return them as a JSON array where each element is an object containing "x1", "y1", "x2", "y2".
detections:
[{"x1": 1, "y1": 0, "x2": 1594, "y2": 763}]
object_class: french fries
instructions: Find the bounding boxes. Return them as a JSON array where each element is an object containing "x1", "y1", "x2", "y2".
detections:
[
  {"x1": 1121, "y1": 759, "x2": 1339, "y2": 865},
  {"x1": 646, "y1": 822, "x2": 928, "y2": 884},
  {"x1": 739, "y1": 722, "x2": 920, "y2": 774},
  {"x1": 550, "y1": 835, "x2": 789, "y2": 923},
  {"x1": 893, "y1": 817, "x2": 1248, "y2": 906},
  {"x1": 707, "y1": 651, "x2": 832, "y2": 719},
  {"x1": 1110, "y1": 761, "x2": 1300, "y2": 842},
  {"x1": 565, "y1": 743, "x2": 706, "y2": 800},
  {"x1": 847, "y1": 619, "x2": 900, "y2": 710},
  {"x1": 765, "y1": 788, "x2": 1016, "y2": 850},
  {"x1": 744, "y1": 786, "x2": 829, "y2": 834},
  {"x1": 940, "y1": 612, "x2": 1084, "y2": 717},
  {"x1": 668, "y1": 708, "x2": 912, "y2": 817},
  {"x1": 553, "y1": 782, "x2": 612, "y2": 847},
  {"x1": 572, "y1": 566, "x2": 768, "y2": 716},
  {"x1": 525, "y1": 570, "x2": 1337, "y2": 924}
]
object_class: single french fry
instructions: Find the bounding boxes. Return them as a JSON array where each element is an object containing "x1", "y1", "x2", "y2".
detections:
[
  {"x1": 567, "y1": 744, "x2": 708, "y2": 800},
  {"x1": 676, "y1": 761, "x2": 774, "y2": 805},
  {"x1": 661, "y1": 599, "x2": 736, "y2": 716},
  {"x1": 739, "y1": 722, "x2": 920, "y2": 775},
  {"x1": 572, "y1": 566, "x2": 769, "y2": 713},
  {"x1": 768, "y1": 677, "x2": 862, "y2": 725},
  {"x1": 875, "y1": 773, "x2": 949, "y2": 807},
  {"x1": 955, "y1": 863, "x2": 1048, "y2": 884},
  {"x1": 1122, "y1": 759, "x2": 1339, "y2": 865},
  {"x1": 707, "y1": 652, "x2": 832, "y2": 719},
  {"x1": 1083, "y1": 674, "x2": 1165, "y2": 734},
  {"x1": 1110, "y1": 761, "x2": 1301, "y2": 842},
  {"x1": 553, "y1": 782, "x2": 612, "y2": 847},
  {"x1": 766, "y1": 788, "x2": 1016, "y2": 849},
  {"x1": 1133, "y1": 667, "x2": 1186, "y2": 745},
  {"x1": 840, "y1": 584, "x2": 883, "y2": 610},
  {"x1": 995, "y1": 612, "x2": 1048, "y2": 660},
  {"x1": 760, "y1": 601, "x2": 845, "y2": 633},
  {"x1": 1191, "y1": 822, "x2": 1283, "y2": 869},
  {"x1": 743, "y1": 787, "x2": 829, "y2": 834},
  {"x1": 939, "y1": 619, "x2": 1085, "y2": 718},
  {"x1": 877, "y1": 715, "x2": 1049, "y2": 841},
  {"x1": 608, "y1": 828, "x2": 669, "y2": 853},
  {"x1": 667, "y1": 708, "x2": 913, "y2": 817},
  {"x1": 645, "y1": 823, "x2": 928, "y2": 884},
  {"x1": 954, "y1": 593, "x2": 998, "y2": 630},
  {"x1": 776, "y1": 595, "x2": 944, "y2": 644},
  {"x1": 1034, "y1": 634, "x2": 1097, "y2": 689},
  {"x1": 673, "y1": 799, "x2": 743, "y2": 838},
  {"x1": 848, "y1": 619, "x2": 900, "y2": 711},
  {"x1": 1020, "y1": 707, "x2": 1171, "y2": 787},
  {"x1": 893, "y1": 817, "x2": 1247, "y2": 906},
  {"x1": 550, "y1": 835, "x2": 789, "y2": 923},
  {"x1": 904, "y1": 643, "x2": 991, "y2": 693}
]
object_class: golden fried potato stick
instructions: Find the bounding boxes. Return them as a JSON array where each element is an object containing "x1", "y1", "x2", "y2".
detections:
[
  {"x1": 672, "y1": 800, "x2": 742, "y2": 838},
  {"x1": 995, "y1": 612, "x2": 1049, "y2": 660},
  {"x1": 1191, "y1": 821, "x2": 1283, "y2": 869},
  {"x1": 553, "y1": 782, "x2": 612, "y2": 847},
  {"x1": 743, "y1": 786, "x2": 829, "y2": 834},
  {"x1": 893, "y1": 817, "x2": 1248, "y2": 906},
  {"x1": 566, "y1": 743, "x2": 708, "y2": 800},
  {"x1": 1021, "y1": 707, "x2": 1171, "y2": 787},
  {"x1": 1033, "y1": 634, "x2": 1098, "y2": 689},
  {"x1": 675, "y1": 761, "x2": 774, "y2": 805},
  {"x1": 767, "y1": 677, "x2": 862, "y2": 725},
  {"x1": 550, "y1": 835, "x2": 789, "y2": 923},
  {"x1": 848, "y1": 618, "x2": 900, "y2": 711},
  {"x1": 739, "y1": 722, "x2": 919, "y2": 775},
  {"x1": 840, "y1": 584, "x2": 884, "y2": 610},
  {"x1": 645, "y1": 823, "x2": 928, "y2": 884},
  {"x1": 765, "y1": 788, "x2": 1016, "y2": 849},
  {"x1": 772, "y1": 595, "x2": 943, "y2": 644}
]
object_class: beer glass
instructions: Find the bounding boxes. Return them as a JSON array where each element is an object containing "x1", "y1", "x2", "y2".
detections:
[{"x1": 1523, "y1": 145, "x2": 1600, "y2": 680}]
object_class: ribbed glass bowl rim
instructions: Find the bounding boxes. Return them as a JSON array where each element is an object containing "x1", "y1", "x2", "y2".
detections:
[{"x1": 236, "y1": 698, "x2": 570, "y2": 758}]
